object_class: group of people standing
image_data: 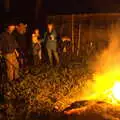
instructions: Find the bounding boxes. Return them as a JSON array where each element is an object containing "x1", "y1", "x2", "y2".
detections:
[
  {"x1": 32, "y1": 23, "x2": 60, "y2": 66},
  {"x1": 0, "y1": 20, "x2": 71, "y2": 81},
  {"x1": 0, "y1": 22, "x2": 27, "y2": 81}
]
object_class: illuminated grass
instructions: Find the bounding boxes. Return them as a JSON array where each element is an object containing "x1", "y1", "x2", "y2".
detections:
[{"x1": 2, "y1": 63, "x2": 93, "y2": 119}]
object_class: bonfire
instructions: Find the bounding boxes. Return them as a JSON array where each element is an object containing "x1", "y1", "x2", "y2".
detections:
[
  {"x1": 87, "y1": 72, "x2": 120, "y2": 105},
  {"x1": 63, "y1": 23, "x2": 120, "y2": 120}
]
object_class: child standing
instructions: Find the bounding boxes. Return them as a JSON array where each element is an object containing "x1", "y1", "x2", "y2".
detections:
[{"x1": 32, "y1": 29, "x2": 42, "y2": 65}]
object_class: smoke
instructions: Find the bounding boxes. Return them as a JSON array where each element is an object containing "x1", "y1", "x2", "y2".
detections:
[
  {"x1": 80, "y1": 21, "x2": 120, "y2": 101},
  {"x1": 55, "y1": 22, "x2": 120, "y2": 109},
  {"x1": 93, "y1": 22, "x2": 120, "y2": 75},
  {"x1": 86, "y1": 22, "x2": 120, "y2": 98}
]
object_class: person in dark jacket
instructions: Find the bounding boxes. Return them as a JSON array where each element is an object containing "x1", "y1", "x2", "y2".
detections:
[
  {"x1": 0, "y1": 22, "x2": 19, "y2": 81},
  {"x1": 14, "y1": 22, "x2": 28, "y2": 70},
  {"x1": 45, "y1": 23, "x2": 60, "y2": 66}
]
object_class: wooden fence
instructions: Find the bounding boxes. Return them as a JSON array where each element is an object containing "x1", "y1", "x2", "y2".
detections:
[{"x1": 48, "y1": 13, "x2": 120, "y2": 60}]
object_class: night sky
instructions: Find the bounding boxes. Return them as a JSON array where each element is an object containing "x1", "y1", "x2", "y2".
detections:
[
  {"x1": 44, "y1": 0, "x2": 120, "y2": 13},
  {"x1": 0, "y1": 0, "x2": 120, "y2": 26},
  {"x1": 1, "y1": 0, "x2": 120, "y2": 14}
]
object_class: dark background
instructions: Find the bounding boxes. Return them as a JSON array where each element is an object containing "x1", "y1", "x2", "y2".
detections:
[{"x1": 0, "y1": 0, "x2": 120, "y2": 29}]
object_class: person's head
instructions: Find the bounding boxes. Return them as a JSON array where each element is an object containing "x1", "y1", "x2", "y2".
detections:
[
  {"x1": 7, "y1": 24, "x2": 16, "y2": 33},
  {"x1": 16, "y1": 22, "x2": 27, "y2": 34},
  {"x1": 48, "y1": 23, "x2": 54, "y2": 32},
  {"x1": 34, "y1": 28, "x2": 39, "y2": 34},
  {"x1": 5, "y1": 19, "x2": 16, "y2": 33}
]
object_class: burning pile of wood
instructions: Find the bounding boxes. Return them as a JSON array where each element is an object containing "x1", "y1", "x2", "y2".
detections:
[{"x1": 64, "y1": 100, "x2": 120, "y2": 120}]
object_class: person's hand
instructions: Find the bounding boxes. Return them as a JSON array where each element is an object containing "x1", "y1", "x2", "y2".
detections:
[
  {"x1": 0, "y1": 51, "x2": 2, "y2": 58},
  {"x1": 50, "y1": 35, "x2": 54, "y2": 40},
  {"x1": 14, "y1": 49, "x2": 19, "y2": 57}
]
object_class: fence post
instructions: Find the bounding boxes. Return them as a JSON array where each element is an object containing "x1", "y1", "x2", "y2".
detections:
[
  {"x1": 77, "y1": 24, "x2": 81, "y2": 56},
  {"x1": 72, "y1": 14, "x2": 74, "y2": 53},
  {"x1": 4, "y1": 0, "x2": 10, "y2": 12},
  {"x1": 35, "y1": 0, "x2": 41, "y2": 22}
]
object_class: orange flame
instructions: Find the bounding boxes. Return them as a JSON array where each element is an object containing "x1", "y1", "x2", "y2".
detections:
[
  {"x1": 112, "y1": 81, "x2": 120, "y2": 101},
  {"x1": 85, "y1": 23, "x2": 120, "y2": 105}
]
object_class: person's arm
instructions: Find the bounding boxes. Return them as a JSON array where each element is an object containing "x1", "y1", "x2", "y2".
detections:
[
  {"x1": 32, "y1": 34, "x2": 36, "y2": 43},
  {"x1": 40, "y1": 38, "x2": 44, "y2": 43},
  {"x1": 0, "y1": 34, "x2": 3, "y2": 54},
  {"x1": 41, "y1": 32, "x2": 47, "y2": 43},
  {"x1": 14, "y1": 36, "x2": 19, "y2": 57},
  {"x1": 14, "y1": 49, "x2": 19, "y2": 57},
  {"x1": 0, "y1": 50, "x2": 2, "y2": 57},
  {"x1": 14, "y1": 42, "x2": 19, "y2": 57}
]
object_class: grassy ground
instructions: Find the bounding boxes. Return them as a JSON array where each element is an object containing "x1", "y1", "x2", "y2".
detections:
[{"x1": 0, "y1": 61, "x2": 94, "y2": 120}]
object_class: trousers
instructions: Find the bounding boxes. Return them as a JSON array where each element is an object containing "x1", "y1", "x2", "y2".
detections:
[
  {"x1": 47, "y1": 48, "x2": 59, "y2": 65},
  {"x1": 4, "y1": 52, "x2": 19, "y2": 80}
]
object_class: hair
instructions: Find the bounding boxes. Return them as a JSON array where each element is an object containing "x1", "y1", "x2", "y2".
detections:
[
  {"x1": 34, "y1": 28, "x2": 39, "y2": 31},
  {"x1": 47, "y1": 23, "x2": 55, "y2": 33},
  {"x1": 48, "y1": 22, "x2": 54, "y2": 27},
  {"x1": 33, "y1": 28, "x2": 40, "y2": 35}
]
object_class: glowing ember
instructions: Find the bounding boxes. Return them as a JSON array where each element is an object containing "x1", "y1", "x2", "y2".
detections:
[{"x1": 112, "y1": 81, "x2": 120, "y2": 101}]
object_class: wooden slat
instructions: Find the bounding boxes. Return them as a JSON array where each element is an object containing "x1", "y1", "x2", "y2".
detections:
[
  {"x1": 48, "y1": 13, "x2": 120, "y2": 22},
  {"x1": 48, "y1": 13, "x2": 120, "y2": 17}
]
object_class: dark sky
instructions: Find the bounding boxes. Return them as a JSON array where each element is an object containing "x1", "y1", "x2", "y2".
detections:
[
  {"x1": 1, "y1": 0, "x2": 120, "y2": 14},
  {"x1": 1, "y1": 0, "x2": 120, "y2": 24},
  {"x1": 44, "y1": 0, "x2": 120, "y2": 14}
]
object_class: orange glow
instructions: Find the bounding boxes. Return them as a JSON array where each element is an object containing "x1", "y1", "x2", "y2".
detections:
[
  {"x1": 86, "y1": 70, "x2": 120, "y2": 105},
  {"x1": 112, "y1": 81, "x2": 120, "y2": 101},
  {"x1": 85, "y1": 24, "x2": 120, "y2": 105}
]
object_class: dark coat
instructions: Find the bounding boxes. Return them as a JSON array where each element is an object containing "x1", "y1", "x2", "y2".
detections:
[{"x1": 0, "y1": 32, "x2": 18, "y2": 54}]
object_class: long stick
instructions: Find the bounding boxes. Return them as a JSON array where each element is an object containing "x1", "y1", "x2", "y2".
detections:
[{"x1": 77, "y1": 24, "x2": 81, "y2": 56}]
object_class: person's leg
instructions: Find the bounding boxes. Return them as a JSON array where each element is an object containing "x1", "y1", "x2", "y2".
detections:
[
  {"x1": 38, "y1": 49, "x2": 42, "y2": 61},
  {"x1": 38, "y1": 50, "x2": 42, "y2": 65},
  {"x1": 12, "y1": 53, "x2": 20, "y2": 80},
  {"x1": 41, "y1": 44, "x2": 47, "y2": 63},
  {"x1": 18, "y1": 51, "x2": 24, "y2": 69},
  {"x1": 20, "y1": 58, "x2": 24, "y2": 69},
  {"x1": 47, "y1": 48, "x2": 53, "y2": 65},
  {"x1": 36, "y1": 55, "x2": 40, "y2": 65},
  {"x1": 23, "y1": 51, "x2": 28, "y2": 68},
  {"x1": 5, "y1": 53, "x2": 14, "y2": 80},
  {"x1": 33, "y1": 55, "x2": 37, "y2": 66},
  {"x1": 53, "y1": 50, "x2": 60, "y2": 65}
]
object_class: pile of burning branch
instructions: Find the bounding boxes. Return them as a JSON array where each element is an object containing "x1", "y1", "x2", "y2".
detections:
[{"x1": 55, "y1": 22, "x2": 120, "y2": 120}]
